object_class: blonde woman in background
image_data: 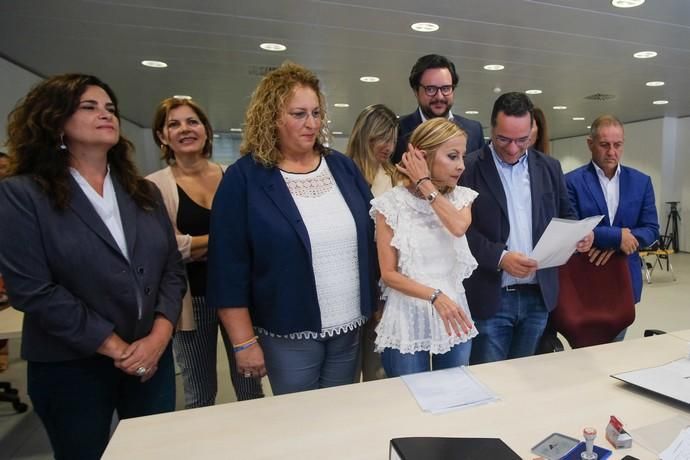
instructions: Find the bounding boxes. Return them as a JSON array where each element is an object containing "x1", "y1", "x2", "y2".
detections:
[
  {"x1": 346, "y1": 104, "x2": 398, "y2": 381},
  {"x1": 371, "y1": 118, "x2": 478, "y2": 377},
  {"x1": 147, "y1": 97, "x2": 263, "y2": 407}
]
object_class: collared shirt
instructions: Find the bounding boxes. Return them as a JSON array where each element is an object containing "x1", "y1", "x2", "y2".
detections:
[
  {"x1": 592, "y1": 161, "x2": 621, "y2": 225},
  {"x1": 70, "y1": 166, "x2": 129, "y2": 261},
  {"x1": 490, "y1": 143, "x2": 536, "y2": 286},
  {"x1": 418, "y1": 107, "x2": 454, "y2": 123}
]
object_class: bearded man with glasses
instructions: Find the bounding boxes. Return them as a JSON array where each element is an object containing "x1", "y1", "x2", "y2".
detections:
[
  {"x1": 459, "y1": 92, "x2": 593, "y2": 364},
  {"x1": 393, "y1": 54, "x2": 485, "y2": 165}
]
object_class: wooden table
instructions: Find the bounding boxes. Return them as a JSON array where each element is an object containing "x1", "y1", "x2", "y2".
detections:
[{"x1": 103, "y1": 331, "x2": 690, "y2": 459}]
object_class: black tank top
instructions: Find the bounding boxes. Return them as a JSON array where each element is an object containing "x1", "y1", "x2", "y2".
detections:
[{"x1": 176, "y1": 185, "x2": 210, "y2": 297}]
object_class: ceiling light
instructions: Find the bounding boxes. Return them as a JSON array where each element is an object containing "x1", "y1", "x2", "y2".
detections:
[
  {"x1": 230, "y1": 128, "x2": 242, "y2": 132},
  {"x1": 465, "y1": 110, "x2": 479, "y2": 115},
  {"x1": 141, "y1": 60, "x2": 167, "y2": 68},
  {"x1": 611, "y1": 0, "x2": 645, "y2": 7},
  {"x1": 645, "y1": 81, "x2": 665, "y2": 87},
  {"x1": 173, "y1": 95, "x2": 192, "y2": 100},
  {"x1": 633, "y1": 51, "x2": 657, "y2": 59},
  {"x1": 411, "y1": 22, "x2": 439, "y2": 32},
  {"x1": 525, "y1": 89, "x2": 542, "y2": 95},
  {"x1": 333, "y1": 103, "x2": 350, "y2": 108},
  {"x1": 653, "y1": 100, "x2": 669, "y2": 105},
  {"x1": 553, "y1": 106, "x2": 567, "y2": 110},
  {"x1": 572, "y1": 117, "x2": 585, "y2": 121},
  {"x1": 483, "y1": 64, "x2": 505, "y2": 71},
  {"x1": 260, "y1": 43, "x2": 287, "y2": 52},
  {"x1": 212, "y1": 134, "x2": 220, "y2": 139},
  {"x1": 587, "y1": 125, "x2": 591, "y2": 129},
  {"x1": 360, "y1": 76, "x2": 380, "y2": 83},
  {"x1": 332, "y1": 131, "x2": 344, "y2": 135}
]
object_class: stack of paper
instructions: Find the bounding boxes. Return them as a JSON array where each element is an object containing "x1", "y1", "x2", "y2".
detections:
[
  {"x1": 401, "y1": 367, "x2": 497, "y2": 414},
  {"x1": 660, "y1": 427, "x2": 690, "y2": 460}
]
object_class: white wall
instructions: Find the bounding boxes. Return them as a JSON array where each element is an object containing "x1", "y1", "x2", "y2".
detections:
[{"x1": 551, "y1": 117, "x2": 690, "y2": 251}]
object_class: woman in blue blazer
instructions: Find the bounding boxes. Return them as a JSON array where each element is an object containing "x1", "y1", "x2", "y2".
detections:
[
  {"x1": 0, "y1": 74, "x2": 186, "y2": 460},
  {"x1": 207, "y1": 63, "x2": 378, "y2": 395}
]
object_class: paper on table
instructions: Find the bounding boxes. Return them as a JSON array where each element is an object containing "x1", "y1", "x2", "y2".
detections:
[
  {"x1": 401, "y1": 367, "x2": 497, "y2": 414},
  {"x1": 530, "y1": 215, "x2": 603, "y2": 269},
  {"x1": 612, "y1": 358, "x2": 690, "y2": 405},
  {"x1": 660, "y1": 427, "x2": 690, "y2": 460}
]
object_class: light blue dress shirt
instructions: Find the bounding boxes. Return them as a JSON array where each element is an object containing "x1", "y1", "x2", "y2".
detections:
[{"x1": 490, "y1": 144, "x2": 536, "y2": 286}]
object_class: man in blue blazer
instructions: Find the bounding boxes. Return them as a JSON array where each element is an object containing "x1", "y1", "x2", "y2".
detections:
[
  {"x1": 460, "y1": 92, "x2": 592, "y2": 364},
  {"x1": 392, "y1": 54, "x2": 485, "y2": 164},
  {"x1": 565, "y1": 115, "x2": 659, "y2": 339}
]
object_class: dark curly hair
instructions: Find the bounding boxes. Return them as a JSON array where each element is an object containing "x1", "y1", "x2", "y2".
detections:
[{"x1": 5, "y1": 74, "x2": 157, "y2": 210}]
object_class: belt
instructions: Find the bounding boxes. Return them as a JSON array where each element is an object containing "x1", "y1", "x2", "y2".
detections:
[{"x1": 503, "y1": 284, "x2": 540, "y2": 293}]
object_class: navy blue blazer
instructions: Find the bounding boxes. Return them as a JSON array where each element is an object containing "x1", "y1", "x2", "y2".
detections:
[
  {"x1": 0, "y1": 175, "x2": 186, "y2": 362},
  {"x1": 565, "y1": 163, "x2": 659, "y2": 303},
  {"x1": 459, "y1": 146, "x2": 576, "y2": 320},
  {"x1": 206, "y1": 151, "x2": 378, "y2": 335},
  {"x1": 392, "y1": 110, "x2": 486, "y2": 164}
]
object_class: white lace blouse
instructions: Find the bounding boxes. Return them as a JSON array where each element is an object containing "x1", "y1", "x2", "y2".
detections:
[
  {"x1": 258, "y1": 158, "x2": 364, "y2": 339},
  {"x1": 370, "y1": 186, "x2": 479, "y2": 354}
]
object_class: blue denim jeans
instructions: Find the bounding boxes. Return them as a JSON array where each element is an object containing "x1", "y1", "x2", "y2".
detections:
[
  {"x1": 381, "y1": 341, "x2": 472, "y2": 378},
  {"x1": 27, "y1": 344, "x2": 175, "y2": 460},
  {"x1": 259, "y1": 328, "x2": 360, "y2": 395},
  {"x1": 470, "y1": 287, "x2": 548, "y2": 365}
]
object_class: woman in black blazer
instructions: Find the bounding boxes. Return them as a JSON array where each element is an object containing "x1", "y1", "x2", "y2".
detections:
[{"x1": 0, "y1": 74, "x2": 186, "y2": 460}]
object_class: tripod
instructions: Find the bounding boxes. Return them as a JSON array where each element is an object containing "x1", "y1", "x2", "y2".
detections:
[{"x1": 663, "y1": 201, "x2": 681, "y2": 252}]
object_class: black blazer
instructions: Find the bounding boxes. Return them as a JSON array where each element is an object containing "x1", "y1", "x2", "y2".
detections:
[
  {"x1": 392, "y1": 110, "x2": 486, "y2": 163},
  {"x1": 459, "y1": 146, "x2": 575, "y2": 320},
  {"x1": 0, "y1": 175, "x2": 186, "y2": 362}
]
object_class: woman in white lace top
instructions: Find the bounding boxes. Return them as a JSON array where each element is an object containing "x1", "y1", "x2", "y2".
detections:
[
  {"x1": 207, "y1": 63, "x2": 378, "y2": 395},
  {"x1": 371, "y1": 118, "x2": 479, "y2": 377}
]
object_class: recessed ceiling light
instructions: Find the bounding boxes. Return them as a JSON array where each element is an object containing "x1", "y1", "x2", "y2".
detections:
[
  {"x1": 360, "y1": 76, "x2": 380, "y2": 83},
  {"x1": 572, "y1": 117, "x2": 585, "y2": 121},
  {"x1": 141, "y1": 60, "x2": 167, "y2": 68},
  {"x1": 173, "y1": 95, "x2": 192, "y2": 100},
  {"x1": 333, "y1": 103, "x2": 350, "y2": 108},
  {"x1": 212, "y1": 134, "x2": 220, "y2": 139},
  {"x1": 411, "y1": 22, "x2": 439, "y2": 32},
  {"x1": 332, "y1": 131, "x2": 344, "y2": 135},
  {"x1": 483, "y1": 64, "x2": 505, "y2": 71},
  {"x1": 465, "y1": 110, "x2": 479, "y2": 115},
  {"x1": 653, "y1": 100, "x2": 669, "y2": 105},
  {"x1": 230, "y1": 128, "x2": 242, "y2": 132},
  {"x1": 633, "y1": 50, "x2": 657, "y2": 59},
  {"x1": 587, "y1": 125, "x2": 592, "y2": 129},
  {"x1": 553, "y1": 106, "x2": 568, "y2": 110},
  {"x1": 645, "y1": 81, "x2": 665, "y2": 87},
  {"x1": 260, "y1": 43, "x2": 287, "y2": 52},
  {"x1": 612, "y1": 0, "x2": 645, "y2": 7},
  {"x1": 525, "y1": 89, "x2": 542, "y2": 95}
]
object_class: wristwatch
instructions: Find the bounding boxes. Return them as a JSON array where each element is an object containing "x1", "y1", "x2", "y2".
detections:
[
  {"x1": 430, "y1": 288, "x2": 442, "y2": 304},
  {"x1": 426, "y1": 191, "x2": 439, "y2": 203}
]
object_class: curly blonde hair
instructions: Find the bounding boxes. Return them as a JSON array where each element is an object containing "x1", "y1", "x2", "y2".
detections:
[
  {"x1": 408, "y1": 118, "x2": 467, "y2": 195},
  {"x1": 241, "y1": 62, "x2": 329, "y2": 167}
]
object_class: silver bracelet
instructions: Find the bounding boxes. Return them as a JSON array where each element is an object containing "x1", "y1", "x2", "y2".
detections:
[
  {"x1": 430, "y1": 288, "x2": 442, "y2": 305},
  {"x1": 426, "y1": 191, "x2": 439, "y2": 204}
]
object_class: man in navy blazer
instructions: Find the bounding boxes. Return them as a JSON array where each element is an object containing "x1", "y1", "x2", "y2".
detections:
[
  {"x1": 460, "y1": 92, "x2": 592, "y2": 364},
  {"x1": 565, "y1": 115, "x2": 659, "y2": 339},
  {"x1": 392, "y1": 54, "x2": 485, "y2": 164}
]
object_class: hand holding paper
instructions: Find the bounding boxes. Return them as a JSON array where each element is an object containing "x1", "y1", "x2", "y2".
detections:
[{"x1": 530, "y1": 216, "x2": 603, "y2": 269}]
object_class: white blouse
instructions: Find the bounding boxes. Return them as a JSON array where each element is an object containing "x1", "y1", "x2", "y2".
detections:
[
  {"x1": 370, "y1": 186, "x2": 479, "y2": 354},
  {"x1": 266, "y1": 158, "x2": 364, "y2": 339}
]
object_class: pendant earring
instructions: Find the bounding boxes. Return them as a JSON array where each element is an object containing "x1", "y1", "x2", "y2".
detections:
[{"x1": 59, "y1": 134, "x2": 67, "y2": 151}]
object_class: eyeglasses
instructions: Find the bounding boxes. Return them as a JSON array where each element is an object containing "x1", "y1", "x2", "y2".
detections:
[
  {"x1": 287, "y1": 109, "x2": 322, "y2": 123},
  {"x1": 419, "y1": 84, "x2": 455, "y2": 97},
  {"x1": 493, "y1": 134, "x2": 531, "y2": 149}
]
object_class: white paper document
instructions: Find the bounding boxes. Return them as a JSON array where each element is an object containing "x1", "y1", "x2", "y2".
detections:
[
  {"x1": 612, "y1": 357, "x2": 690, "y2": 405},
  {"x1": 660, "y1": 427, "x2": 690, "y2": 460},
  {"x1": 530, "y1": 215, "x2": 604, "y2": 269},
  {"x1": 401, "y1": 367, "x2": 497, "y2": 414}
]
